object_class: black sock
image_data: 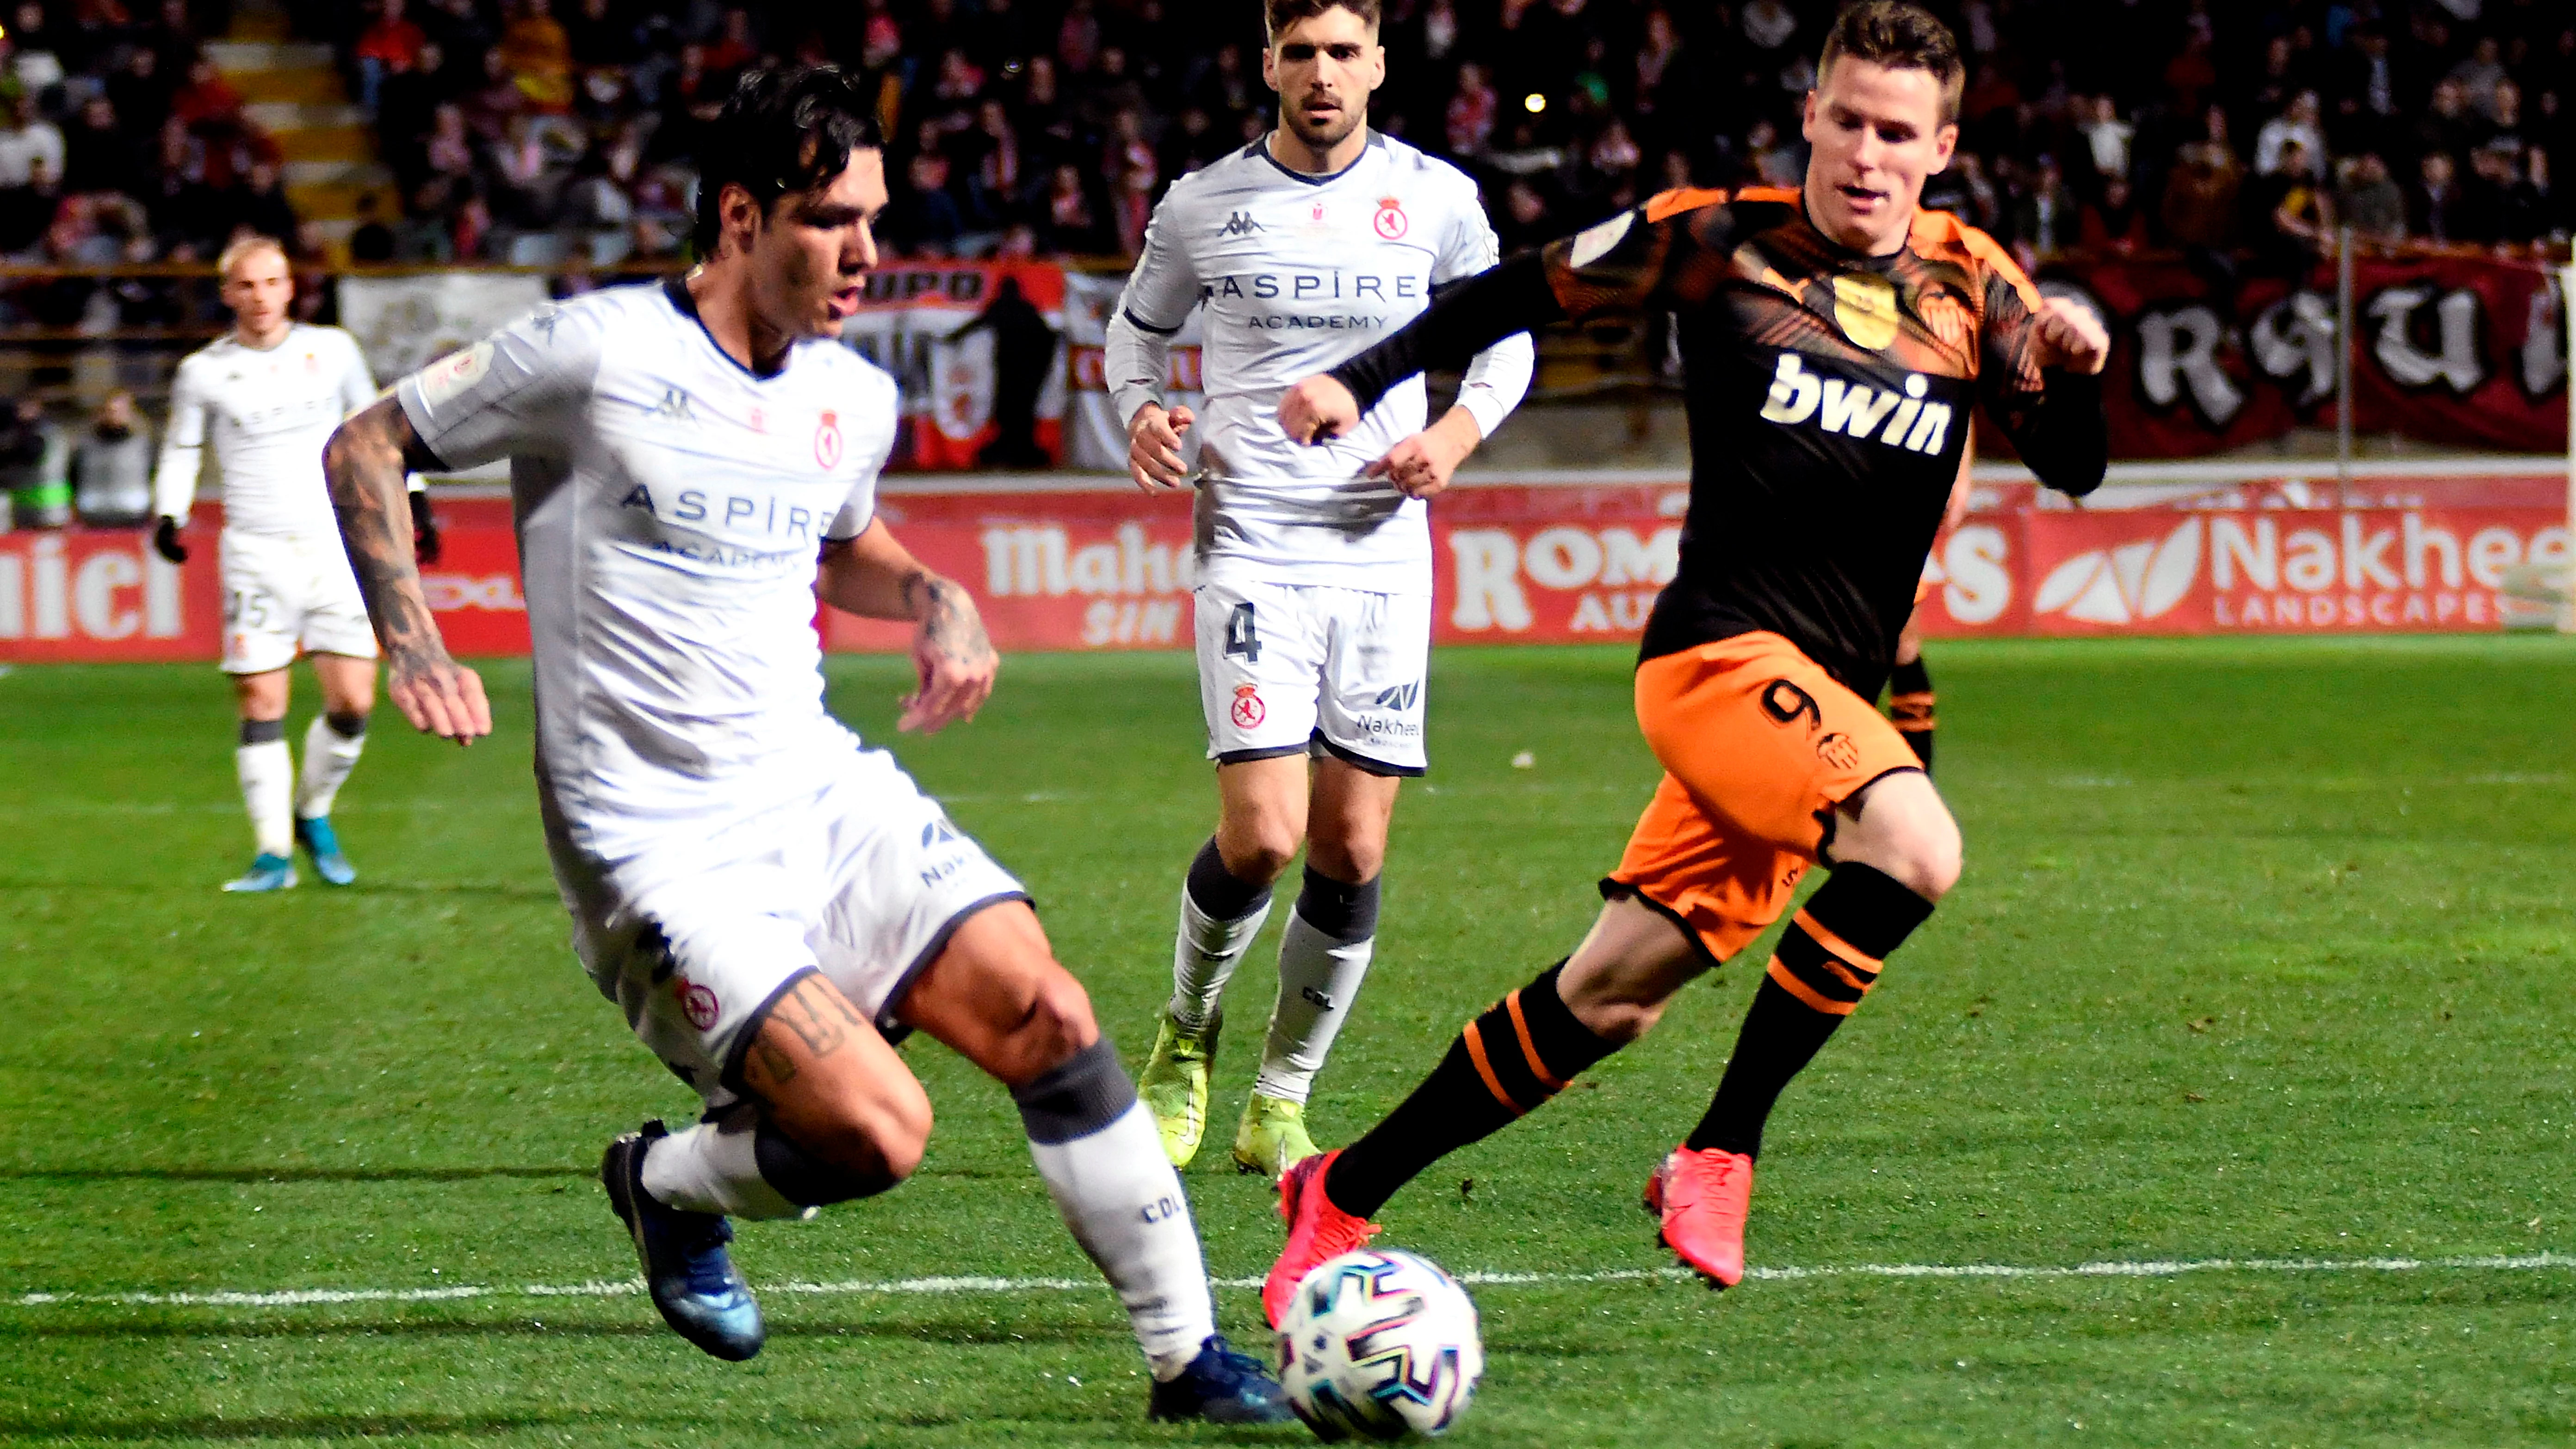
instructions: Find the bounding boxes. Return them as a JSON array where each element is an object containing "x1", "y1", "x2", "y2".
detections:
[
  {"x1": 1685, "y1": 862, "x2": 1934, "y2": 1158},
  {"x1": 1886, "y1": 656, "x2": 1936, "y2": 773},
  {"x1": 1184, "y1": 836, "x2": 1271, "y2": 921},
  {"x1": 1324, "y1": 961, "x2": 1619, "y2": 1218}
]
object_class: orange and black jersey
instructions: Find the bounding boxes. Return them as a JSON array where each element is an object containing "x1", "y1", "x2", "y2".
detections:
[{"x1": 1329, "y1": 187, "x2": 2106, "y2": 697}]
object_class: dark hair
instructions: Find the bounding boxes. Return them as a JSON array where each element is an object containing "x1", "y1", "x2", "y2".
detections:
[
  {"x1": 1263, "y1": 0, "x2": 1379, "y2": 41},
  {"x1": 693, "y1": 65, "x2": 883, "y2": 255},
  {"x1": 1818, "y1": 1, "x2": 1965, "y2": 125}
]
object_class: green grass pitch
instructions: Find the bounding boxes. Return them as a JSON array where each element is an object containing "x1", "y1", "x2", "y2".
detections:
[{"x1": 3, "y1": 638, "x2": 2573, "y2": 1447}]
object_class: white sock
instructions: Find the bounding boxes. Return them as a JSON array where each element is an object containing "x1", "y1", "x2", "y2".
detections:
[
  {"x1": 640, "y1": 1117, "x2": 802, "y2": 1221},
  {"x1": 235, "y1": 738, "x2": 294, "y2": 859},
  {"x1": 294, "y1": 714, "x2": 367, "y2": 820},
  {"x1": 1170, "y1": 882, "x2": 1273, "y2": 1033},
  {"x1": 1028, "y1": 1101, "x2": 1218, "y2": 1379},
  {"x1": 1252, "y1": 909, "x2": 1378, "y2": 1104}
]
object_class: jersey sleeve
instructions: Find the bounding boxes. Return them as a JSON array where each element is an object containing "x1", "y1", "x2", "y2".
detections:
[
  {"x1": 395, "y1": 301, "x2": 605, "y2": 471},
  {"x1": 824, "y1": 372, "x2": 898, "y2": 542},
  {"x1": 1326, "y1": 189, "x2": 1738, "y2": 416},
  {"x1": 150, "y1": 354, "x2": 208, "y2": 520},
  {"x1": 1104, "y1": 191, "x2": 1200, "y2": 427},
  {"x1": 1968, "y1": 241, "x2": 2107, "y2": 498}
]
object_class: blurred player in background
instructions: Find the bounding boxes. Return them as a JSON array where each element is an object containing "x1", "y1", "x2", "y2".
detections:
[
  {"x1": 1260, "y1": 2, "x2": 2108, "y2": 1320},
  {"x1": 1106, "y1": 0, "x2": 1532, "y2": 1180},
  {"x1": 151, "y1": 235, "x2": 440, "y2": 892},
  {"x1": 322, "y1": 68, "x2": 1287, "y2": 1423}
]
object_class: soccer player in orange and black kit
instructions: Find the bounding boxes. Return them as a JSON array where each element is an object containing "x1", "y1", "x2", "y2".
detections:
[{"x1": 1257, "y1": 0, "x2": 2110, "y2": 1319}]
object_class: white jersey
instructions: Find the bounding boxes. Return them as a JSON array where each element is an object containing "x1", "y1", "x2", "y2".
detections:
[
  {"x1": 1107, "y1": 132, "x2": 1532, "y2": 594},
  {"x1": 394, "y1": 279, "x2": 897, "y2": 862},
  {"x1": 154, "y1": 324, "x2": 379, "y2": 539}
]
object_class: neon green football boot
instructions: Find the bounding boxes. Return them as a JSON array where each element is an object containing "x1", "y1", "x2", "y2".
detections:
[
  {"x1": 1231, "y1": 1091, "x2": 1322, "y2": 1181},
  {"x1": 1138, "y1": 1009, "x2": 1220, "y2": 1168}
]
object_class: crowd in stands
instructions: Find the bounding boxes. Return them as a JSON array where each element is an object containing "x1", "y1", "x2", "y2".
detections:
[{"x1": 309, "y1": 0, "x2": 2572, "y2": 268}]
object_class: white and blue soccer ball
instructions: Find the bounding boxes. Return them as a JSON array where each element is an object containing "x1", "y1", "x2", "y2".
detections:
[{"x1": 1276, "y1": 1248, "x2": 1484, "y2": 1441}]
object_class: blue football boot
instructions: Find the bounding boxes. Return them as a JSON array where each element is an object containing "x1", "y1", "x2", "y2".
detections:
[
  {"x1": 601, "y1": 1121, "x2": 766, "y2": 1361},
  {"x1": 220, "y1": 853, "x2": 297, "y2": 892},
  {"x1": 1146, "y1": 1333, "x2": 1295, "y2": 1424},
  {"x1": 294, "y1": 816, "x2": 357, "y2": 886}
]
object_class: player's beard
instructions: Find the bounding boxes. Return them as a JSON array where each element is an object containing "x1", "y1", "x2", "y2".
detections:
[{"x1": 1282, "y1": 96, "x2": 1364, "y2": 153}]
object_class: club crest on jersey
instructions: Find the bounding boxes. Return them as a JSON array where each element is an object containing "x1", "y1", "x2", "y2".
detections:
[
  {"x1": 814, "y1": 410, "x2": 842, "y2": 469},
  {"x1": 1373, "y1": 196, "x2": 1407, "y2": 239},
  {"x1": 677, "y1": 978, "x2": 720, "y2": 1031},
  {"x1": 1832, "y1": 273, "x2": 1901, "y2": 351},
  {"x1": 1758, "y1": 353, "x2": 1952, "y2": 454},
  {"x1": 1231, "y1": 683, "x2": 1266, "y2": 728}
]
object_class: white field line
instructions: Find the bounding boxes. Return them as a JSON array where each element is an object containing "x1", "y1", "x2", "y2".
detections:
[{"x1": 15, "y1": 1253, "x2": 2576, "y2": 1310}]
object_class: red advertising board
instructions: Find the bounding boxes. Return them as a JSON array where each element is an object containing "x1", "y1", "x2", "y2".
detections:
[{"x1": 6, "y1": 480, "x2": 2564, "y2": 663}]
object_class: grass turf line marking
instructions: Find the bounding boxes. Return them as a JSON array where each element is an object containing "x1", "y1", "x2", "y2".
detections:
[{"x1": 17, "y1": 1254, "x2": 2576, "y2": 1309}]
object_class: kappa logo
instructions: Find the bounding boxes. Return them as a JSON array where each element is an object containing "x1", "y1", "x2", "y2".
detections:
[
  {"x1": 1231, "y1": 683, "x2": 1266, "y2": 728},
  {"x1": 2034, "y1": 519, "x2": 2201, "y2": 625},
  {"x1": 1373, "y1": 680, "x2": 1420, "y2": 710},
  {"x1": 648, "y1": 387, "x2": 695, "y2": 423},
  {"x1": 529, "y1": 305, "x2": 565, "y2": 342},
  {"x1": 1218, "y1": 211, "x2": 1264, "y2": 236}
]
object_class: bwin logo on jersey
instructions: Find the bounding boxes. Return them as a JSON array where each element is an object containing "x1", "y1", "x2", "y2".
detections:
[
  {"x1": 1757, "y1": 353, "x2": 1952, "y2": 454},
  {"x1": 1373, "y1": 681, "x2": 1421, "y2": 710},
  {"x1": 1218, "y1": 211, "x2": 1264, "y2": 236}
]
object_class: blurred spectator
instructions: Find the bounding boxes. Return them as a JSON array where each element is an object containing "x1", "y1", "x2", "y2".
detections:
[
  {"x1": 356, "y1": 0, "x2": 429, "y2": 111},
  {"x1": 2409, "y1": 150, "x2": 2467, "y2": 243},
  {"x1": 63, "y1": 96, "x2": 144, "y2": 198},
  {"x1": 2010, "y1": 154, "x2": 2079, "y2": 264},
  {"x1": 1445, "y1": 62, "x2": 1497, "y2": 160},
  {"x1": 2248, "y1": 136, "x2": 2334, "y2": 269},
  {"x1": 2077, "y1": 174, "x2": 2149, "y2": 254},
  {"x1": 2162, "y1": 107, "x2": 2244, "y2": 250},
  {"x1": 349, "y1": 190, "x2": 399, "y2": 262},
  {"x1": 71, "y1": 391, "x2": 154, "y2": 528},
  {"x1": 2335, "y1": 153, "x2": 2406, "y2": 242},
  {"x1": 0, "y1": 398, "x2": 69, "y2": 531},
  {"x1": 2074, "y1": 95, "x2": 2133, "y2": 195},
  {"x1": 499, "y1": 0, "x2": 577, "y2": 113},
  {"x1": 2254, "y1": 93, "x2": 2326, "y2": 177},
  {"x1": 953, "y1": 275, "x2": 1055, "y2": 469},
  {"x1": 0, "y1": 94, "x2": 66, "y2": 189}
]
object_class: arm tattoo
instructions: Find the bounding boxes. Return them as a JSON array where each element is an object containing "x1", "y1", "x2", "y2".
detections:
[
  {"x1": 903, "y1": 570, "x2": 995, "y2": 667},
  {"x1": 325, "y1": 398, "x2": 451, "y2": 674}
]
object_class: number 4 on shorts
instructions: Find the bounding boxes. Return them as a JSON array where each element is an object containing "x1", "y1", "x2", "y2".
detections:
[{"x1": 1224, "y1": 602, "x2": 1261, "y2": 662}]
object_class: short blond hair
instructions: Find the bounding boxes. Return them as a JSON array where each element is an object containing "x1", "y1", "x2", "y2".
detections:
[{"x1": 217, "y1": 234, "x2": 290, "y2": 279}]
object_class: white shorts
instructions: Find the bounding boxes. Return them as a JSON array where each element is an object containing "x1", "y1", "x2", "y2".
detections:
[
  {"x1": 1195, "y1": 578, "x2": 1430, "y2": 777},
  {"x1": 219, "y1": 531, "x2": 378, "y2": 675},
  {"x1": 546, "y1": 745, "x2": 1028, "y2": 1108}
]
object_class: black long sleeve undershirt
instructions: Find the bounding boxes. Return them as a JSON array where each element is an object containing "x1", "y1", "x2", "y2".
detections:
[
  {"x1": 1999, "y1": 367, "x2": 2108, "y2": 499},
  {"x1": 1328, "y1": 250, "x2": 1564, "y2": 415}
]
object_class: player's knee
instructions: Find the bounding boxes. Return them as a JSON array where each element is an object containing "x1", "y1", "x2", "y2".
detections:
[
  {"x1": 1218, "y1": 823, "x2": 1300, "y2": 885},
  {"x1": 1570, "y1": 993, "x2": 1666, "y2": 1045},
  {"x1": 1011, "y1": 968, "x2": 1100, "y2": 1077},
  {"x1": 795, "y1": 1082, "x2": 933, "y2": 1189},
  {"x1": 1305, "y1": 825, "x2": 1383, "y2": 886},
  {"x1": 1882, "y1": 819, "x2": 1963, "y2": 902}
]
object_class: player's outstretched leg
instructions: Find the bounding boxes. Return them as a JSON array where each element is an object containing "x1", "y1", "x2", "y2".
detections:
[
  {"x1": 1143, "y1": 837, "x2": 1275, "y2": 1167},
  {"x1": 612, "y1": 974, "x2": 932, "y2": 1361},
  {"x1": 1656, "y1": 776, "x2": 1954, "y2": 1288},
  {"x1": 225, "y1": 713, "x2": 297, "y2": 892},
  {"x1": 907, "y1": 904, "x2": 1291, "y2": 1424},
  {"x1": 1263, "y1": 898, "x2": 1694, "y2": 1325}
]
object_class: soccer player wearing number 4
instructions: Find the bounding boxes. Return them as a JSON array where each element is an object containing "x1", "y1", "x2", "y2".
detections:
[
  {"x1": 150, "y1": 235, "x2": 442, "y2": 892},
  {"x1": 1107, "y1": 0, "x2": 1532, "y2": 1181},
  {"x1": 1262, "y1": 2, "x2": 2111, "y2": 1320},
  {"x1": 323, "y1": 68, "x2": 1287, "y2": 1423}
]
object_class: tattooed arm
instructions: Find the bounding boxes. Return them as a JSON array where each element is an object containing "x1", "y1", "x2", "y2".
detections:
[
  {"x1": 817, "y1": 519, "x2": 997, "y2": 733},
  {"x1": 324, "y1": 396, "x2": 492, "y2": 743}
]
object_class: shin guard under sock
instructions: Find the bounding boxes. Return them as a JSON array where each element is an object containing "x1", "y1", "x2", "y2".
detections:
[
  {"x1": 1887, "y1": 657, "x2": 1936, "y2": 772},
  {"x1": 1323, "y1": 961, "x2": 1619, "y2": 1219},
  {"x1": 1686, "y1": 862, "x2": 1934, "y2": 1158}
]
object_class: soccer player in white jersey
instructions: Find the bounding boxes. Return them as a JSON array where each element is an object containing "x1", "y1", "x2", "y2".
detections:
[
  {"x1": 1104, "y1": 0, "x2": 1532, "y2": 1179},
  {"x1": 318, "y1": 68, "x2": 1287, "y2": 1423},
  {"x1": 150, "y1": 235, "x2": 441, "y2": 893}
]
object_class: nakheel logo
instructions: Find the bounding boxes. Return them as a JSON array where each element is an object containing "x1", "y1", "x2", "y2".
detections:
[{"x1": 2034, "y1": 519, "x2": 2202, "y2": 625}]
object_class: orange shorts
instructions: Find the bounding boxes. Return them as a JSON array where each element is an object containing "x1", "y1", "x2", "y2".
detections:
[{"x1": 1605, "y1": 632, "x2": 1923, "y2": 963}]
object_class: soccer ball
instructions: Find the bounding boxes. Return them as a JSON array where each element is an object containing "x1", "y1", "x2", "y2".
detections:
[{"x1": 1275, "y1": 1248, "x2": 1484, "y2": 1441}]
